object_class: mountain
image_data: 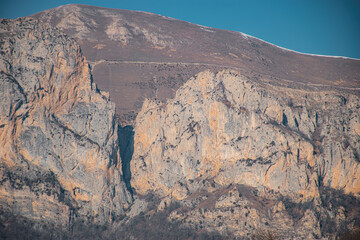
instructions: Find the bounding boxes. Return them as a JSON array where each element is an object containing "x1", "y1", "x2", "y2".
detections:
[
  {"x1": 0, "y1": 17, "x2": 132, "y2": 237},
  {"x1": 31, "y1": 4, "x2": 360, "y2": 124},
  {"x1": 1, "y1": 4, "x2": 360, "y2": 239},
  {"x1": 131, "y1": 69, "x2": 360, "y2": 239}
]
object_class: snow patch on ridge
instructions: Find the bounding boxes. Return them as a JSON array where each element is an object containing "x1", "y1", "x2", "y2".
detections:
[
  {"x1": 200, "y1": 27, "x2": 215, "y2": 33},
  {"x1": 237, "y1": 32, "x2": 359, "y2": 60}
]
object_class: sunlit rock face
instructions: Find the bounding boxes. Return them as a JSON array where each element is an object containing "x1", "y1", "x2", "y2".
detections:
[
  {"x1": 131, "y1": 69, "x2": 360, "y2": 201},
  {"x1": 1, "y1": 5, "x2": 360, "y2": 239},
  {"x1": 0, "y1": 18, "x2": 132, "y2": 227},
  {"x1": 129, "y1": 69, "x2": 360, "y2": 238}
]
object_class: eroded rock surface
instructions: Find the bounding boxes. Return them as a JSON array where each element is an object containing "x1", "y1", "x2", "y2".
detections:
[
  {"x1": 131, "y1": 69, "x2": 360, "y2": 238},
  {"x1": 1, "y1": 8, "x2": 360, "y2": 239},
  {"x1": 0, "y1": 18, "x2": 132, "y2": 228},
  {"x1": 132, "y1": 70, "x2": 360, "y2": 199}
]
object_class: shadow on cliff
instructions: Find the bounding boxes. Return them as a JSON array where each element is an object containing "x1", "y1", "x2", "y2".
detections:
[{"x1": 118, "y1": 125, "x2": 134, "y2": 195}]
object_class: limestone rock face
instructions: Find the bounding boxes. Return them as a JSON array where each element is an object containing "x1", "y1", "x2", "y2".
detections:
[
  {"x1": 129, "y1": 69, "x2": 360, "y2": 238},
  {"x1": 1, "y1": 9, "x2": 360, "y2": 239},
  {"x1": 0, "y1": 18, "x2": 132, "y2": 227},
  {"x1": 131, "y1": 70, "x2": 360, "y2": 201}
]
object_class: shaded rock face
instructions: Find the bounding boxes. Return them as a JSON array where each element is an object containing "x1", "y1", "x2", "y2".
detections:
[{"x1": 0, "y1": 18, "x2": 132, "y2": 227}]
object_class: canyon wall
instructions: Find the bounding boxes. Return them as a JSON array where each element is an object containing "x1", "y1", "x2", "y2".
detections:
[
  {"x1": 132, "y1": 70, "x2": 360, "y2": 200},
  {"x1": 0, "y1": 18, "x2": 132, "y2": 229},
  {"x1": 1, "y1": 8, "x2": 360, "y2": 239},
  {"x1": 130, "y1": 70, "x2": 360, "y2": 239}
]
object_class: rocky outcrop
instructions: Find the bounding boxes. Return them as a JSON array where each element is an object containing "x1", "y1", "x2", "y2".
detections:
[
  {"x1": 0, "y1": 18, "x2": 132, "y2": 228},
  {"x1": 1, "y1": 8, "x2": 360, "y2": 239},
  {"x1": 131, "y1": 69, "x2": 360, "y2": 238},
  {"x1": 131, "y1": 70, "x2": 360, "y2": 199}
]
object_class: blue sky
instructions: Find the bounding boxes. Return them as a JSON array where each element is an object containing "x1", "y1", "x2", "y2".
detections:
[{"x1": 1, "y1": 0, "x2": 360, "y2": 59}]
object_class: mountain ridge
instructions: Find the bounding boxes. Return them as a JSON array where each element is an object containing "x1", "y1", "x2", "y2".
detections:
[
  {"x1": 1, "y1": 5, "x2": 360, "y2": 239},
  {"x1": 28, "y1": 4, "x2": 360, "y2": 60},
  {"x1": 29, "y1": 4, "x2": 360, "y2": 124}
]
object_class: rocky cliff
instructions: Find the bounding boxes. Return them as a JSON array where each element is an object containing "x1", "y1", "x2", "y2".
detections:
[
  {"x1": 131, "y1": 70, "x2": 360, "y2": 238},
  {"x1": 132, "y1": 70, "x2": 360, "y2": 198},
  {"x1": 1, "y1": 6, "x2": 360, "y2": 240},
  {"x1": 0, "y1": 18, "x2": 132, "y2": 232}
]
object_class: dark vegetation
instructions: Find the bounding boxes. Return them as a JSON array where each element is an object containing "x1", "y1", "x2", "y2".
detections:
[
  {"x1": 252, "y1": 228, "x2": 279, "y2": 240},
  {"x1": 115, "y1": 203, "x2": 224, "y2": 240},
  {"x1": 0, "y1": 208, "x2": 115, "y2": 240},
  {"x1": 115, "y1": 193, "x2": 226, "y2": 239},
  {"x1": 278, "y1": 186, "x2": 360, "y2": 238},
  {"x1": 338, "y1": 228, "x2": 360, "y2": 240},
  {"x1": 0, "y1": 165, "x2": 77, "y2": 215},
  {"x1": 1, "y1": 181, "x2": 359, "y2": 239},
  {"x1": 319, "y1": 187, "x2": 360, "y2": 238},
  {"x1": 0, "y1": 208, "x2": 64, "y2": 240},
  {"x1": 0, "y1": 195, "x2": 225, "y2": 240}
]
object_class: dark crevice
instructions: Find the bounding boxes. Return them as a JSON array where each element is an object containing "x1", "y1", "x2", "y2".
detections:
[
  {"x1": 3, "y1": 72, "x2": 28, "y2": 102},
  {"x1": 282, "y1": 112, "x2": 288, "y2": 126},
  {"x1": 50, "y1": 114, "x2": 100, "y2": 148},
  {"x1": 118, "y1": 125, "x2": 134, "y2": 195},
  {"x1": 294, "y1": 117, "x2": 299, "y2": 128}
]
